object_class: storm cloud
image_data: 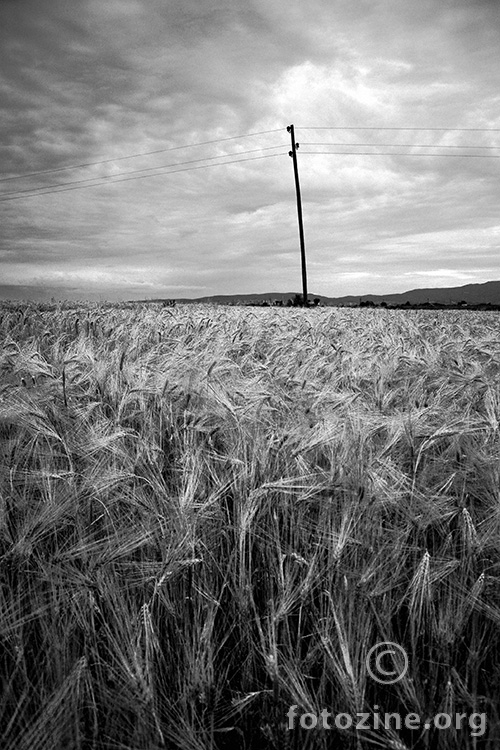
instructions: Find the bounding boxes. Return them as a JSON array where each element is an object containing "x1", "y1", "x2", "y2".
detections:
[{"x1": 1, "y1": 0, "x2": 499, "y2": 300}]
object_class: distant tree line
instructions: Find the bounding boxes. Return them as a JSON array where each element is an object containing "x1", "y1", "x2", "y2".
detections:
[
  {"x1": 358, "y1": 299, "x2": 500, "y2": 311},
  {"x1": 246, "y1": 294, "x2": 322, "y2": 308}
]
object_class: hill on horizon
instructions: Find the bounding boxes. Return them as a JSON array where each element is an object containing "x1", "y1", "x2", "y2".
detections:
[{"x1": 168, "y1": 279, "x2": 500, "y2": 306}]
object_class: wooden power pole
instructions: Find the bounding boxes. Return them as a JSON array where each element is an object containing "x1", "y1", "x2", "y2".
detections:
[{"x1": 287, "y1": 124, "x2": 308, "y2": 307}]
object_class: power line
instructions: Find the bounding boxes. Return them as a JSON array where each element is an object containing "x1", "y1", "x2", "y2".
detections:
[
  {"x1": 300, "y1": 142, "x2": 499, "y2": 150},
  {"x1": 3, "y1": 125, "x2": 498, "y2": 183},
  {"x1": 0, "y1": 127, "x2": 285, "y2": 183},
  {"x1": 0, "y1": 145, "x2": 287, "y2": 199},
  {"x1": 297, "y1": 126, "x2": 500, "y2": 132},
  {"x1": 300, "y1": 151, "x2": 500, "y2": 158},
  {"x1": 0, "y1": 153, "x2": 284, "y2": 203}
]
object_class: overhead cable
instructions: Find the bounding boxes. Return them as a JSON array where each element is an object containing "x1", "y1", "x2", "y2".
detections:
[
  {"x1": 297, "y1": 126, "x2": 500, "y2": 132},
  {"x1": 0, "y1": 145, "x2": 287, "y2": 199},
  {"x1": 0, "y1": 153, "x2": 284, "y2": 203},
  {"x1": 300, "y1": 151, "x2": 500, "y2": 158},
  {"x1": 300, "y1": 142, "x2": 499, "y2": 149},
  {"x1": 0, "y1": 128, "x2": 284, "y2": 183}
]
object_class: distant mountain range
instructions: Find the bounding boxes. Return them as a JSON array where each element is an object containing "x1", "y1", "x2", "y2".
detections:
[{"x1": 172, "y1": 280, "x2": 500, "y2": 306}]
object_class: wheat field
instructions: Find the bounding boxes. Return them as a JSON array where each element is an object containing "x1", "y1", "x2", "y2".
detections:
[{"x1": 1, "y1": 302, "x2": 499, "y2": 749}]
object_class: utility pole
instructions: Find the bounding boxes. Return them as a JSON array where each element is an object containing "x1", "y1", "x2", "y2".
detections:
[{"x1": 287, "y1": 124, "x2": 308, "y2": 307}]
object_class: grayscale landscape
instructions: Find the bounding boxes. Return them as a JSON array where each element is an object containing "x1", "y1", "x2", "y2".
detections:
[{"x1": 1, "y1": 1, "x2": 499, "y2": 748}]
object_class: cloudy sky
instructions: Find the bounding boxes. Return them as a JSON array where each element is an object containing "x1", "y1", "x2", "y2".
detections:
[{"x1": 1, "y1": 0, "x2": 499, "y2": 301}]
